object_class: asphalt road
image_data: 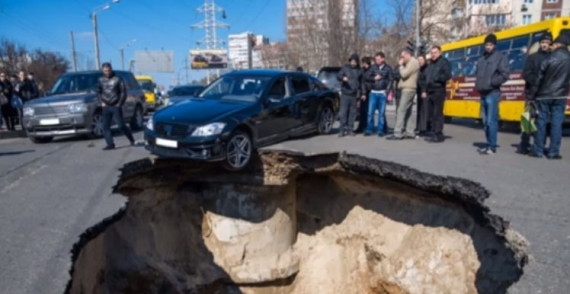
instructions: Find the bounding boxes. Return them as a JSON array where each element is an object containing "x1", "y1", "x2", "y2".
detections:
[{"x1": 0, "y1": 115, "x2": 569, "y2": 294}]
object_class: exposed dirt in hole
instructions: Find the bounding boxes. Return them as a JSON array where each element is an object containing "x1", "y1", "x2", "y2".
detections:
[{"x1": 65, "y1": 151, "x2": 528, "y2": 294}]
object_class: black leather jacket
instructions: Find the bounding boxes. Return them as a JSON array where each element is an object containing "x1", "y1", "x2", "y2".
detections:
[
  {"x1": 523, "y1": 50, "x2": 549, "y2": 97},
  {"x1": 530, "y1": 46, "x2": 570, "y2": 100},
  {"x1": 98, "y1": 73, "x2": 126, "y2": 107},
  {"x1": 364, "y1": 63, "x2": 393, "y2": 92},
  {"x1": 423, "y1": 56, "x2": 452, "y2": 93},
  {"x1": 18, "y1": 79, "x2": 39, "y2": 101}
]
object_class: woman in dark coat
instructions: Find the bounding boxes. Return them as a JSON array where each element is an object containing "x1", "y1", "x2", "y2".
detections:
[{"x1": 1, "y1": 73, "x2": 18, "y2": 131}]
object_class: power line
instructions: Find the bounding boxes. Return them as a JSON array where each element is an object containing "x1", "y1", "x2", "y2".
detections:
[{"x1": 243, "y1": 0, "x2": 271, "y2": 31}]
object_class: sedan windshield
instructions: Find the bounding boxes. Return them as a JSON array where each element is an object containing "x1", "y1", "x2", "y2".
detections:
[
  {"x1": 198, "y1": 76, "x2": 270, "y2": 102},
  {"x1": 50, "y1": 73, "x2": 101, "y2": 95},
  {"x1": 170, "y1": 86, "x2": 204, "y2": 97}
]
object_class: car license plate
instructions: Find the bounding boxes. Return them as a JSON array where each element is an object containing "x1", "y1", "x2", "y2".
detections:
[
  {"x1": 39, "y1": 118, "x2": 60, "y2": 125},
  {"x1": 156, "y1": 138, "x2": 178, "y2": 149}
]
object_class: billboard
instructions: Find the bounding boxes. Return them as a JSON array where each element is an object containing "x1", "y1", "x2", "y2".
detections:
[
  {"x1": 190, "y1": 49, "x2": 228, "y2": 69},
  {"x1": 134, "y1": 50, "x2": 174, "y2": 73}
]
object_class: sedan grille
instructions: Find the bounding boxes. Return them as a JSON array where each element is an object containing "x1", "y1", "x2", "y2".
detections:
[
  {"x1": 34, "y1": 105, "x2": 69, "y2": 116},
  {"x1": 156, "y1": 123, "x2": 192, "y2": 139}
]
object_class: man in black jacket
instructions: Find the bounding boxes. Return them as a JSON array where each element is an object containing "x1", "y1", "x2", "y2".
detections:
[
  {"x1": 422, "y1": 46, "x2": 452, "y2": 143},
  {"x1": 98, "y1": 63, "x2": 135, "y2": 150},
  {"x1": 416, "y1": 55, "x2": 429, "y2": 136},
  {"x1": 518, "y1": 33, "x2": 552, "y2": 154},
  {"x1": 528, "y1": 35, "x2": 570, "y2": 159},
  {"x1": 17, "y1": 71, "x2": 39, "y2": 102},
  {"x1": 357, "y1": 56, "x2": 373, "y2": 133},
  {"x1": 337, "y1": 54, "x2": 363, "y2": 137},
  {"x1": 363, "y1": 52, "x2": 393, "y2": 136},
  {"x1": 475, "y1": 34, "x2": 510, "y2": 154}
]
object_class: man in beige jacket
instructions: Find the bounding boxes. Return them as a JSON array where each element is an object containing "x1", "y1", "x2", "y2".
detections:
[{"x1": 388, "y1": 49, "x2": 420, "y2": 140}]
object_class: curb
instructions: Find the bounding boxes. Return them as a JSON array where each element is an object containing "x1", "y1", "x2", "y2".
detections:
[{"x1": 0, "y1": 130, "x2": 27, "y2": 140}]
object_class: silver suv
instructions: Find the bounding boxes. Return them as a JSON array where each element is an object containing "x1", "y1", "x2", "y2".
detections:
[{"x1": 23, "y1": 71, "x2": 146, "y2": 143}]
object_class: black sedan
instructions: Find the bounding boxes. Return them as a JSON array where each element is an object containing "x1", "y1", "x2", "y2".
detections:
[{"x1": 145, "y1": 70, "x2": 338, "y2": 170}]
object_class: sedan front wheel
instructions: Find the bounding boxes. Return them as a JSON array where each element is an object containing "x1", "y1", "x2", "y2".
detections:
[{"x1": 223, "y1": 131, "x2": 252, "y2": 171}]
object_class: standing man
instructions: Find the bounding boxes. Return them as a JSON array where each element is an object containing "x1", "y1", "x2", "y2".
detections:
[
  {"x1": 388, "y1": 49, "x2": 419, "y2": 140},
  {"x1": 18, "y1": 71, "x2": 39, "y2": 102},
  {"x1": 98, "y1": 62, "x2": 135, "y2": 150},
  {"x1": 27, "y1": 72, "x2": 40, "y2": 98},
  {"x1": 337, "y1": 54, "x2": 362, "y2": 137},
  {"x1": 475, "y1": 33, "x2": 510, "y2": 154},
  {"x1": 416, "y1": 55, "x2": 429, "y2": 136},
  {"x1": 518, "y1": 32, "x2": 552, "y2": 155},
  {"x1": 423, "y1": 46, "x2": 452, "y2": 143},
  {"x1": 357, "y1": 56, "x2": 373, "y2": 133},
  {"x1": 528, "y1": 35, "x2": 570, "y2": 159},
  {"x1": 0, "y1": 72, "x2": 17, "y2": 131},
  {"x1": 364, "y1": 52, "x2": 393, "y2": 137}
]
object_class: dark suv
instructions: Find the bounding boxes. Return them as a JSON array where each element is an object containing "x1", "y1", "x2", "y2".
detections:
[
  {"x1": 145, "y1": 70, "x2": 338, "y2": 170},
  {"x1": 23, "y1": 71, "x2": 146, "y2": 143}
]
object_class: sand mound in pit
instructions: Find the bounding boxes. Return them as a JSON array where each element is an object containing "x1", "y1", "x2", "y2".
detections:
[{"x1": 65, "y1": 151, "x2": 528, "y2": 294}]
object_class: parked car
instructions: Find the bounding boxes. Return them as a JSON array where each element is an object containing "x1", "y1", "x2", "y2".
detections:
[
  {"x1": 145, "y1": 70, "x2": 338, "y2": 170},
  {"x1": 317, "y1": 66, "x2": 341, "y2": 93},
  {"x1": 23, "y1": 70, "x2": 146, "y2": 143}
]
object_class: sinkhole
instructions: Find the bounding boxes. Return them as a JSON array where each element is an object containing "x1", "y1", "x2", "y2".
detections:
[{"x1": 65, "y1": 151, "x2": 528, "y2": 294}]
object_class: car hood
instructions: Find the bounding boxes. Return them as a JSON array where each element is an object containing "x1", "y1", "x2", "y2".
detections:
[
  {"x1": 26, "y1": 92, "x2": 96, "y2": 106},
  {"x1": 155, "y1": 98, "x2": 254, "y2": 125}
]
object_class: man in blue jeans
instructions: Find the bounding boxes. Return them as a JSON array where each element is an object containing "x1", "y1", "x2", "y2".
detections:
[
  {"x1": 528, "y1": 35, "x2": 570, "y2": 159},
  {"x1": 363, "y1": 52, "x2": 393, "y2": 136},
  {"x1": 98, "y1": 63, "x2": 135, "y2": 150},
  {"x1": 475, "y1": 34, "x2": 510, "y2": 154}
]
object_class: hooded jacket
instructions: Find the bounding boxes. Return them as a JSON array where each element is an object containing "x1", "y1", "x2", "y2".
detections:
[
  {"x1": 98, "y1": 72, "x2": 127, "y2": 107},
  {"x1": 529, "y1": 46, "x2": 570, "y2": 100},
  {"x1": 475, "y1": 49, "x2": 509, "y2": 94},
  {"x1": 337, "y1": 54, "x2": 363, "y2": 97},
  {"x1": 364, "y1": 62, "x2": 393, "y2": 93}
]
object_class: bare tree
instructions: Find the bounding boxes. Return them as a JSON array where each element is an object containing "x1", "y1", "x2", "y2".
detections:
[{"x1": 0, "y1": 39, "x2": 69, "y2": 93}]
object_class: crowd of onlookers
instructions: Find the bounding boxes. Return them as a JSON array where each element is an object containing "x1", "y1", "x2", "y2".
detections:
[
  {"x1": 336, "y1": 32, "x2": 570, "y2": 159},
  {"x1": 0, "y1": 71, "x2": 40, "y2": 131}
]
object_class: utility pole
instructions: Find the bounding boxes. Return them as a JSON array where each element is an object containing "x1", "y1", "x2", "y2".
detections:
[
  {"x1": 184, "y1": 55, "x2": 189, "y2": 84},
  {"x1": 70, "y1": 31, "x2": 77, "y2": 72},
  {"x1": 120, "y1": 48, "x2": 125, "y2": 70},
  {"x1": 415, "y1": 0, "x2": 421, "y2": 57},
  {"x1": 92, "y1": 13, "x2": 101, "y2": 69},
  {"x1": 191, "y1": 0, "x2": 230, "y2": 84}
]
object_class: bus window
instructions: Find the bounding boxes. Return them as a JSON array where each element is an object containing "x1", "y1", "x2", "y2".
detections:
[
  {"x1": 444, "y1": 49, "x2": 464, "y2": 60},
  {"x1": 511, "y1": 35, "x2": 530, "y2": 50},
  {"x1": 463, "y1": 57, "x2": 478, "y2": 76},
  {"x1": 450, "y1": 60, "x2": 463, "y2": 77},
  {"x1": 497, "y1": 39, "x2": 511, "y2": 52},
  {"x1": 452, "y1": 49, "x2": 465, "y2": 59},
  {"x1": 508, "y1": 50, "x2": 527, "y2": 71},
  {"x1": 466, "y1": 45, "x2": 481, "y2": 56}
]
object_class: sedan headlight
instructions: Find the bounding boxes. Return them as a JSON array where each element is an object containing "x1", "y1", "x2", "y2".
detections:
[
  {"x1": 191, "y1": 122, "x2": 226, "y2": 137},
  {"x1": 146, "y1": 116, "x2": 154, "y2": 131},
  {"x1": 23, "y1": 107, "x2": 34, "y2": 117},
  {"x1": 68, "y1": 103, "x2": 88, "y2": 113}
]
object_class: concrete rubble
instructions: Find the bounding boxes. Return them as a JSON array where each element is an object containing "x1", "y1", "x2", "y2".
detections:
[{"x1": 65, "y1": 151, "x2": 529, "y2": 294}]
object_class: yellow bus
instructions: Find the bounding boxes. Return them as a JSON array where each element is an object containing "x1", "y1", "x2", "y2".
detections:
[{"x1": 441, "y1": 17, "x2": 570, "y2": 123}]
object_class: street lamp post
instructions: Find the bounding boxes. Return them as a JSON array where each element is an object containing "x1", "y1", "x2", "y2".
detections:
[
  {"x1": 91, "y1": 0, "x2": 120, "y2": 70},
  {"x1": 120, "y1": 39, "x2": 137, "y2": 71}
]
